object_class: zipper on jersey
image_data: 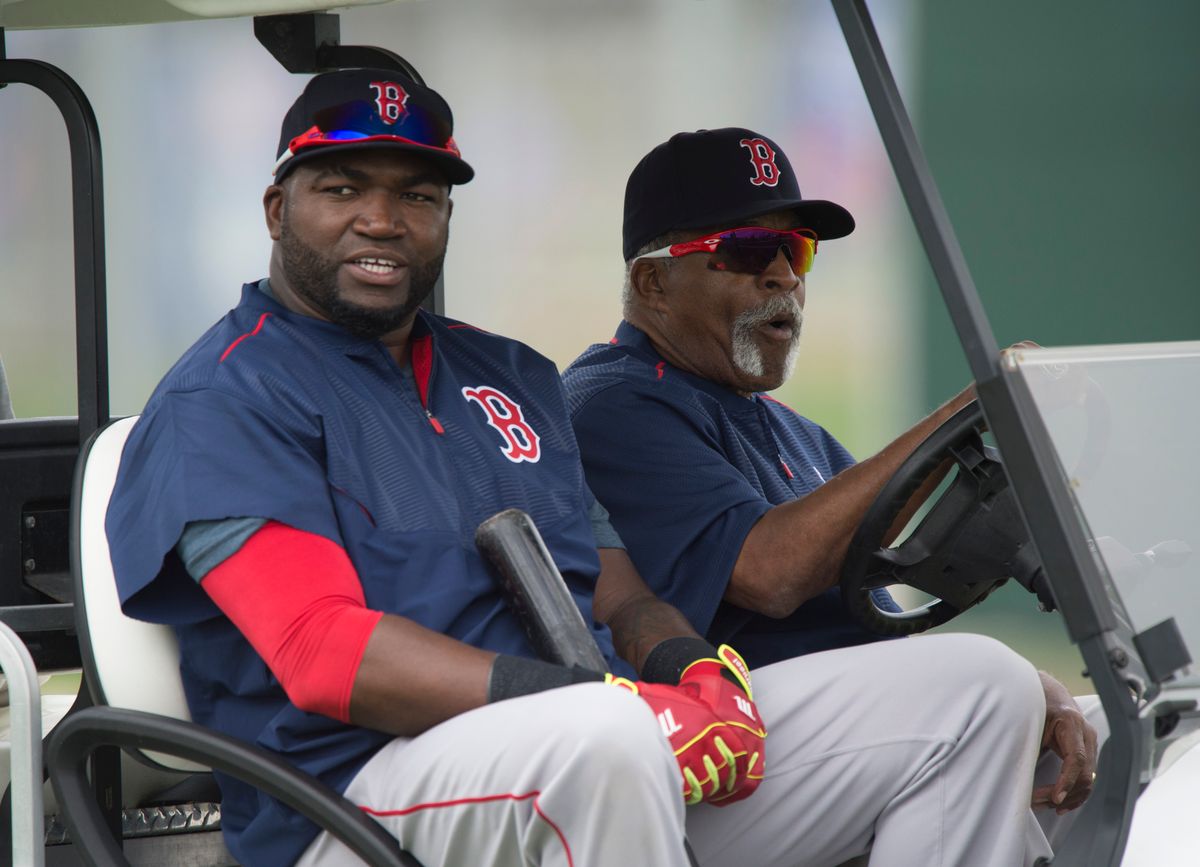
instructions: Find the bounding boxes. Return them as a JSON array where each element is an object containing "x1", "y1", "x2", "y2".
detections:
[
  {"x1": 410, "y1": 332, "x2": 445, "y2": 435},
  {"x1": 778, "y1": 455, "x2": 795, "y2": 479}
]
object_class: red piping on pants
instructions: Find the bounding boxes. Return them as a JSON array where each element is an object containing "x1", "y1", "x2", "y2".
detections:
[{"x1": 360, "y1": 790, "x2": 574, "y2": 866}]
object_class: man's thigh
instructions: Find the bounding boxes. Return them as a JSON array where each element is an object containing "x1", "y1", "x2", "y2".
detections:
[
  {"x1": 684, "y1": 633, "x2": 1046, "y2": 867},
  {"x1": 297, "y1": 683, "x2": 688, "y2": 867}
]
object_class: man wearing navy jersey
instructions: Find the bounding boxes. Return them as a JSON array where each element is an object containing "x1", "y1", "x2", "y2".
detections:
[
  {"x1": 107, "y1": 76, "x2": 1065, "y2": 867},
  {"x1": 563, "y1": 128, "x2": 983, "y2": 667},
  {"x1": 563, "y1": 127, "x2": 1100, "y2": 848}
]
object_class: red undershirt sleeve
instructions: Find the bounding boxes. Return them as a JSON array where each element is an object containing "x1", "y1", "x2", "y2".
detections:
[{"x1": 199, "y1": 520, "x2": 383, "y2": 723}]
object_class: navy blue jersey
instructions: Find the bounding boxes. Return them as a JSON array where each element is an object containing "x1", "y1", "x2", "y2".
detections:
[
  {"x1": 106, "y1": 283, "x2": 627, "y2": 866},
  {"x1": 563, "y1": 321, "x2": 898, "y2": 669}
]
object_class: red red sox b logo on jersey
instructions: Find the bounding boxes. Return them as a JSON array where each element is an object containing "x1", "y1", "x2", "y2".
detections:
[
  {"x1": 369, "y1": 80, "x2": 410, "y2": 125},
  {"x1": 739, "y1": 138, "x2": 782, "y2": 187},
  {"x1": 462, "y1": 386, "x2": 542, "y2": 463}
]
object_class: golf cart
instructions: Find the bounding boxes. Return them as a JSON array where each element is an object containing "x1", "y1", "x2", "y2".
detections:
[{"x1": 0, "y1": 1, "x2": 1196, "y2": 865}]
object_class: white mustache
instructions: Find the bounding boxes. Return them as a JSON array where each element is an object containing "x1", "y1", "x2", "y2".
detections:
[{"x1": 734, "y1": 294, "x2": 804, "y2": 331}]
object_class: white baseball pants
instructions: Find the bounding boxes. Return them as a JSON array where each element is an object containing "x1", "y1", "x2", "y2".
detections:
[{"x1": 297, "y1": 632, "x2": 1055, "y2": 867}]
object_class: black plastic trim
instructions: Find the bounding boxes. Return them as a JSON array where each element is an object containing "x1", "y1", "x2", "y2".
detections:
[
  {"x1": 0, "y1": 59, "x2": 108, "y2": 443},
  {"x1": 46, "y1": 707, "x2": 421, "y2": 867},
  {"x1": 1133, "y1": 618, "x2": 1192, "y2": 685},
  {"x1": 0, "y1": 604, "x2": 74, "y2": 633},
  {"x1": 253, "y1": 13, "x2": 424, "y2": 81},
  {"x1": 829, "y1": 0, "x2": 999, "y2": 383}
]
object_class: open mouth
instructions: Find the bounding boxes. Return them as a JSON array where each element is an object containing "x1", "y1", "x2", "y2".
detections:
[
  {"x1": 350, "y1": 256, "x2": 402, "y2": 275},
  {"x1": 763, "y1": 317, "x2": 796, "y2": 339}
]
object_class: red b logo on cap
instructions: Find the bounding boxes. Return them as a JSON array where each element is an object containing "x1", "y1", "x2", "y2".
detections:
[
  {"x1": 739, "y1": 138, "x2": 782, "y2": 188},
  {"x1": 369, "y1": 81, "x2": 410, "y2": 125}
]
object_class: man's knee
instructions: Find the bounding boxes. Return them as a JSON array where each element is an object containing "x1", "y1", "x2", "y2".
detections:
[
  {"x1": 929, "y1": 633, "x2": 1045, "y2": 723},
  {"x1": 551, "y1": 683, "x2": 678, "y2": 784}
]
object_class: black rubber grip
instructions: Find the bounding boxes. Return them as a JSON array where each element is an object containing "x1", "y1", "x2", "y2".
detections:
[{"x1": 475, "y1": 509, "x2": 610, "y2": 674}]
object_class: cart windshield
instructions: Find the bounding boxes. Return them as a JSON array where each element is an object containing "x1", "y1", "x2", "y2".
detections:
[{"x1": 1006, "y1": 342, "x2": 1200, "y2": 685}]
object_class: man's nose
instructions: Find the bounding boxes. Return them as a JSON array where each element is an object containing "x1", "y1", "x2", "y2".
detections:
[
  {"x1": 353, "y1": 191, "x2": 406, "y2": 237},
  {"x1": 757, "y1": 248, "x2": 803, "y2": 297}
]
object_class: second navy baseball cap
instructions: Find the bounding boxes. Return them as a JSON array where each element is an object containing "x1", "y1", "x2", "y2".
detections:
[
  {"x1": 622, "y1": 127, "x2": 854, "y2": 260},
  {"x1": 273, "y1": 68, "x2": 474, "y2": 185}
]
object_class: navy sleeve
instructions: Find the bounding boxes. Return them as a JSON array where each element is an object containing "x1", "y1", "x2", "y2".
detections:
[
  {"x1": 106, "y1": 388, "x2": 343, "y2": 625},
  {"x1": 571, "y1": 383, "x2": 771, "y2": 636}
]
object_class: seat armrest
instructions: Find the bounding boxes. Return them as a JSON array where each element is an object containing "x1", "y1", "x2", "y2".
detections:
[{"x1": 46, "y1": 707, "x2": 423, "y2": 867}]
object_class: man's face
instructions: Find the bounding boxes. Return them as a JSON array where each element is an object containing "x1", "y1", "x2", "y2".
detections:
[
  {"x1": 264, "y1": 150, "x2": 451, "y2": 339},
  {"x1": 648, "y1": 209, "x2": 807, "y2": 395}
]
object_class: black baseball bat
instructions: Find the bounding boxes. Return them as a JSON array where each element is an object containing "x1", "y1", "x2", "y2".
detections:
[
  {"x1": 475, "y1": 508, "x2": 610, "y2": 674},
  {"x1": 476, "y1": 509, "x2": 704, "y2": 867}
]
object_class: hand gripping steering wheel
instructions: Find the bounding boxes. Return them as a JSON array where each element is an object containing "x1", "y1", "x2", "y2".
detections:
[{"x1": 840, "y1": 401, "x2": 1055, "y2": 636}]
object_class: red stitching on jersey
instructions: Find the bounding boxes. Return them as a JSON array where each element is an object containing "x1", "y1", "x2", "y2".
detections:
[
  {"x1": 447, "y1": 323, "x2": 488, "y2": 332},
  {"x1": 219, "y1": 313, "x2": 272, "y2": 363},
  {"x1": 759, "y1": 393, "x2": 798, "y2": 413},
  {"x1": 361, "y1": 791, "x2": 573, "y2": 866},
  {"x1": 331, "y1": 485, "x2": 376, "y2": 527},
  {"x1": 655, "y1": 361, "x2": 666, "y2": 380}
]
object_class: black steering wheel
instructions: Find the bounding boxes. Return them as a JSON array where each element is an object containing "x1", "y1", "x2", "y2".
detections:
[{"x1": 840, "y1": 401, "x2": 1054, "y2": 636}]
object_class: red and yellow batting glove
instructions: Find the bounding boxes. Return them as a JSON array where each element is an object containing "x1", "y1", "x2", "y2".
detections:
[{"x1": 607, "y1": 644, "x2": 766, "y2": 806}]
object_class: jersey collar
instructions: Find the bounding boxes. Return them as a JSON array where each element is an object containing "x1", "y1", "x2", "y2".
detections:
[
  {"x1": 612, "y1": 320, "x2": 768, "y2": 414},
  {"x1": 243, "y1": 280, "x2": 434, "y2": 362}
]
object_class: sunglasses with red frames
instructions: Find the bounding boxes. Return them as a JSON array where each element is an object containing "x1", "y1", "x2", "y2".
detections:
[{"x1": 635, "y1": 226, "x2": 818, "y2": 276}]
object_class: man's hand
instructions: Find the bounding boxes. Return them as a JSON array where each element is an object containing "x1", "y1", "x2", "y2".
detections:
[
  {"x1": 609, "y1": 645, "x2": 766, "y2": 806},
  {"x1": 1033, "y1": 671, "x2": 1098, "y2": 813}
]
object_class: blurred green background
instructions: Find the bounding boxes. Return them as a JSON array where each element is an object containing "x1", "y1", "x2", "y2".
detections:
[
  {"x1": 2, "y1": 1, "x2": 1197, "y2": 694},
  {"x1": 912, "y1": 2, "x2": 1200, "y2": 693}
]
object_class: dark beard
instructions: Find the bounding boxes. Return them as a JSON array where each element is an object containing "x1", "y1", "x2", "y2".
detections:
[{"x1": 278, "y1": 215, "x2": 446, "y2": 340}]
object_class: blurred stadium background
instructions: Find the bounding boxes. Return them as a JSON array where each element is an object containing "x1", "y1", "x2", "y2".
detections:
[{"x1": 2, "y1": 1, "x2": 1197, "y2": 692}]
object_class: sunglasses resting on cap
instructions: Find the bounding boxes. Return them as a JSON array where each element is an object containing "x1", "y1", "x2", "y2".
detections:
[
  {"x1": 274, "y1": 69, "x2": 474, "y2": 185},
  {"x1": 634, "y1": 227, "x2": 818, "y2": 276}
]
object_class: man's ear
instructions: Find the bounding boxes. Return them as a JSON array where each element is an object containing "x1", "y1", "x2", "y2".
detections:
[
  {"x1": 629, "y1": 260, "x2": 673, "y2": 313},
  {"x1": 264, "y1": 185, "x2": 284, "y2": 240}
]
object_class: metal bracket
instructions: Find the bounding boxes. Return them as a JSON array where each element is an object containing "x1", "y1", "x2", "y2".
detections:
[
  {"x1": 1133, "y1": 618, "x2": 1192, "y2": 685},
  {"x1": 253, "y1": 13, "x2": 424, "y2": 82}
]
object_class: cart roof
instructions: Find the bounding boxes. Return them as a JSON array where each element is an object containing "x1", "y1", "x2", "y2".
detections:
[{"x1": 0, "y1": 0, "x2": 396, "y2": 30}]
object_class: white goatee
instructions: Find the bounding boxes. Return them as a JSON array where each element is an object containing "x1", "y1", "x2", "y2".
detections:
[{"x1": 730, "y1": 294, "x2": 804, "y2": 381}]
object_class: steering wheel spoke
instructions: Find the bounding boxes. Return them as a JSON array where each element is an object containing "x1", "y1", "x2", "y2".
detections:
[{"x1": 840, "y1": 401, "x2": 1039, "y2": 636}]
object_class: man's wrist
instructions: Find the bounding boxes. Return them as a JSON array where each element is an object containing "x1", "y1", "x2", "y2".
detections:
[
  {"x1": 641, "y1": 636, "x2": 719, "y2": 684},
  {"x1": 487, "y1": 654, "x2": 605, "y2": 703},
  {"x1": 642, "y1": 636, "x2": 746, "y2": 694}
]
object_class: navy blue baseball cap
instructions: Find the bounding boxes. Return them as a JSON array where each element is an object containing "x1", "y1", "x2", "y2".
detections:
[
  {"x1": 274, "y1": 68, "x2": 474, "y2": 185},
  {"x1": 622, "y1": 128, "x2": 854, "y2": 260}
]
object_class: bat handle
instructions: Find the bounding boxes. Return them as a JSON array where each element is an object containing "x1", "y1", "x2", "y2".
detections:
[{"x1": 476, "y1": 509, "x2": 610, "y2": 674}]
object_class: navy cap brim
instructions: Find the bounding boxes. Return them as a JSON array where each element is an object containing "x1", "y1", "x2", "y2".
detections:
[
  {"x1": 669, "y1": 197, "x2": 855, "y2": 242},
  {"x1": 275, "y1": 140, "x2": 475, "y2": 186}
]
